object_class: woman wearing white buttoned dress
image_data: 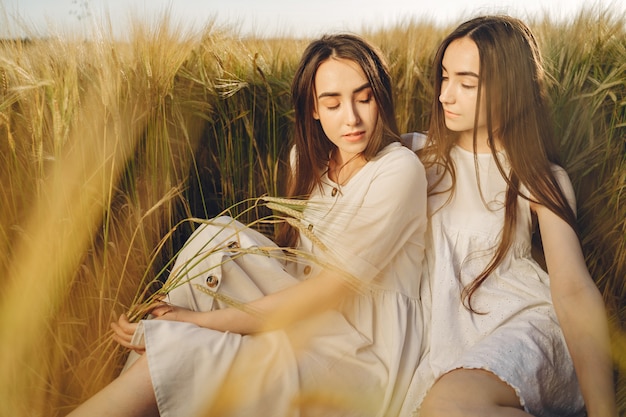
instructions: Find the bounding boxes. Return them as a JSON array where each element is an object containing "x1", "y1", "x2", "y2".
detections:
[{"x1": 67, "y1": 34, "x2": 428, "y2": 417}]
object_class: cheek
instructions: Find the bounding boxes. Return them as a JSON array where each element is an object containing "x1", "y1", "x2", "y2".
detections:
[
  {"x1": 315, "y1": 109, "x2": 333, "y2": 127},
  {"x1": 476, "y1": 98, "x2": 488, "y2": 121},
  {"x1": 372, "y1": 103, "x2": 379, "y2": 118},
  {"x1": 462, "y1": 93, "x2": 480, "y2": 118},
  {"x1": 367, "y1": 103, "x2": 379, "y2": 123},
  {"x1": 315, "y1": 111, "x2": 338, "y2": 138}
]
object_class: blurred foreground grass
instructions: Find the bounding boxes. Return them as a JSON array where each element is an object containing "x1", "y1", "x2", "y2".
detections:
[{"x1": 0, "y1": 7, "x2": 624, "y2": 416}]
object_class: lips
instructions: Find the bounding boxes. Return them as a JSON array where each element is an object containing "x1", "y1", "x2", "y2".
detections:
[
  {"x1": 443, "y1": 109, "x2": 459, "y2": 118},
  {"x1": 343, "y1": 131, "x2": 366, "y2": 142}
]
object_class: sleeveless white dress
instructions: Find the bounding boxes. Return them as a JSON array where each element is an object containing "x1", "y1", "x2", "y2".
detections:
[
  {"x1": 402, "y1": 132, "x2": 585, "y2": 416},
  {"x1": 132, "y1": 143, "x2": 429, "y2": 417}
]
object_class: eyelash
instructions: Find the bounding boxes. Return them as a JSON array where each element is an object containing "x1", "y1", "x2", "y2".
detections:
[
  {"x1": 441, "y1": 77, "x2": 476, "y2": 89},
  {"x1": 326, "y1": 95, "x2": 373, "y2": 110}
]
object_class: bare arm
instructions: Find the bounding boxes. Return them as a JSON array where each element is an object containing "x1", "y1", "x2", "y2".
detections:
[
  {"x1": 533, "y1": 201, "x2": 617, "y2": 417},
  {"x1": 112, "y1": 268, "x2": 352, "y2": 349},
  {"x1": 177, "y1": 268, "x2": 351, "y2": 334},
  {"x1": 113, "y1": 146, "x2": 426, "y2": 349}
]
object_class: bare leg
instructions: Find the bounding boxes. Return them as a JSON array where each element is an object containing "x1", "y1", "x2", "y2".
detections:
[
  {"x1": 66, "y1": 354, "x2": 159, "y2": 417},
  {"x1": 420, "y1": 368, "x2": 533, "y2": 417}
]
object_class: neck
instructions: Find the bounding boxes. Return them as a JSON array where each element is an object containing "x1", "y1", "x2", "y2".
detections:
[
  {"x1": 457, "y1": 133, "x2": 501, "y2": 154},
  {"x1": 328, "y1": 151, "x2": 366, "y2": 185}
]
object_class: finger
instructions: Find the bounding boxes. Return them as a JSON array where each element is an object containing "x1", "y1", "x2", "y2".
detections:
[
  {"x1": 117, "y1": 313, "x2": 138, "y2": 334},
  {"x1": 110, "y1": 318, "x2": 145, "y2": 352},
  {"x1": 111, "y1": 332, "x2": 145, "y2": 353},
  {"x1": 110, "y1": 321, "x2": 134, "y2": 344},
  {"x1": 151, "y1": 304, "x2": 174, "y2": 318},
  {"x1": 147, "y1": 298, "x2": 169, "y2": 309}
]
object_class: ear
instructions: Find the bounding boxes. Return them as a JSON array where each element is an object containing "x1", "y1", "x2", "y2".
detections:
[{"x1": 313, "y1": 109, "x2": 320, "y2": 120}]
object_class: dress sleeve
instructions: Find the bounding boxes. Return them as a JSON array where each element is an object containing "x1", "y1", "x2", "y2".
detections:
[
  {"x1": 319, "y1": 147, "x2": 427, "y2": 285},
  {"x1": 400, "y1": 131, "x2": 427, "y2": 152}
]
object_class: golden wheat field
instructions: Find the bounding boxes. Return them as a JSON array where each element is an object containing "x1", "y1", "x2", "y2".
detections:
[{"x1": 0, "y1": 6, "x2": 624, "y2": 417}]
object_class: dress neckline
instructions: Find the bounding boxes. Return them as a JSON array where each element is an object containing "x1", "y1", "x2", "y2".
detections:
[{"x1": 453, "y1": 144, "x2": 504, "y2": 159}]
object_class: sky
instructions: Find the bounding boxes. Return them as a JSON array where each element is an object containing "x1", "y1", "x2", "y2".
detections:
[{"x1": 1, "y1": 0, "x2": 624, "y2": 39}]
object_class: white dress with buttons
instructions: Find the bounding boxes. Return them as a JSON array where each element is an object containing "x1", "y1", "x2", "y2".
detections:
[
  {"x1": 401, "y1": 132, "x2": 585, "y2": 416},
  {"x1": 133, "y1": 142, "x2": 429, "y2": 417}
]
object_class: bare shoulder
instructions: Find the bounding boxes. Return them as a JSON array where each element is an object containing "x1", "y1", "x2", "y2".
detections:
[{"x1": 529, "y1": 164, "x2": 577, "y2": 214}]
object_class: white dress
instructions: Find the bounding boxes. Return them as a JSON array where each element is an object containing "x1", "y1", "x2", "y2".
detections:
[
  {"x1": 134, "y1": 142, "x2": 428, "y2": 417},
  {"x1": 403, "y1": 132, "x2": 585, "y2": 416}
]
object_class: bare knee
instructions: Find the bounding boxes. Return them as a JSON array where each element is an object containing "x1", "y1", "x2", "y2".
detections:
[
  {"x1": 420, "y1": 368, "x2": 525, "y2": 417},
  {"x1": 420, "y1": 375, "x2": 467, "y2": 417}
]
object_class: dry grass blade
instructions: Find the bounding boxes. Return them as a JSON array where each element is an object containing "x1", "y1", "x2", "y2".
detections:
[
  {"x1": 0, "y1": 5, "x2": 624, "y2": 415},
  {"x1": 192, "y1": 283, "x2": 264, "y2": 317}
]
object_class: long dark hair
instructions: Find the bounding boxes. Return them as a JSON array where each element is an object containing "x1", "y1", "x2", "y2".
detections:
[
  {"x1": 275, "y1": 34, "x2": 401, "y2": 248},
  {"x1": 420, "y1": 15, "x2": 578, "y2": 311}
]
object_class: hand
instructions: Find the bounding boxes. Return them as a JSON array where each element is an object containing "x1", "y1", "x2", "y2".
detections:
[
  {"x1": 150, "y1": 302, "x2": 184, "y2": 321},
  {"x1": 149, "y1": 302, "x2": 198, "y2": 325},
  {"x1": 111, "y1": 303, "x2": 196, "y2": 351},
  {"x1": 111, "y1": 313, "x2": 144, "y2": 352}
]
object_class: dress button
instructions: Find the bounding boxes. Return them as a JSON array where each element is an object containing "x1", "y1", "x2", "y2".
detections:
[
  {"x1": 303, "y1": 265, "x2": 312, "y2": 275},
  {"x1": 227, "y1": 241, "x2": 240, "y2": 249},
  {"x1": 307, "y1": 224, "x2": 313, "y2": 231},
  {"x1": 331, "y1": 187, "x2": 338, "y2": 197},
  {"x1": 206, "y1": 275, "x2": 219, "y2": 288}
]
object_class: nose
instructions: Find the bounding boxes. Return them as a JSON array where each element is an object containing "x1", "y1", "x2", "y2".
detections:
[
  {"x1": 346, "y1": 102, "x2": 361, "y2": 126},
  {"x1": 439, "y1": 82, "x2": 454, "y2": 104}
]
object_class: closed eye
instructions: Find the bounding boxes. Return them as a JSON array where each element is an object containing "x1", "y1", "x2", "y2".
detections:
[
  {"x1": 319, "y1": 97, "x2": 340, "y2": 110},
  {"x1": 357, "y1": 94, "x2": 373, "y2": 104},
  {"x1": 355, "y1": 88, "x2": 374, "y2": 104}
]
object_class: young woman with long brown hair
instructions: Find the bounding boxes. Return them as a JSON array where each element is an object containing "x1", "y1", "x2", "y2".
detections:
[
  {"x1": 68, "y1": 33, "x2": 428, "y2": 417},
  {"x1": 404, "y1": 15, "x2": 616, "y2": 417}
]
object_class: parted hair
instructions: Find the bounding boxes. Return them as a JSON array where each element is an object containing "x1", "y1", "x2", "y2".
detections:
[
  {"x1": 420, "y1": 15, "x2": 578, "y2": 311},
  {"x1": 276, "y1": 34, "x2": 401, "y2": 248}
]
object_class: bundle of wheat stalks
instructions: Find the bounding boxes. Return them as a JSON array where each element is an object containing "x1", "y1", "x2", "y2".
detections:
[{"x1": 0, "y1": 7, "x2": 623, "y2": 416}]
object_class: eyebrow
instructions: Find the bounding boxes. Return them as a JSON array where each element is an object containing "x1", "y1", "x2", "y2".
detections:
[
  {"x1": 441, "y1": 65, "x2": 479, "y2": 78},
  {"x1": 317, "y1": 82, "x2": 372, "y2": 99}
]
